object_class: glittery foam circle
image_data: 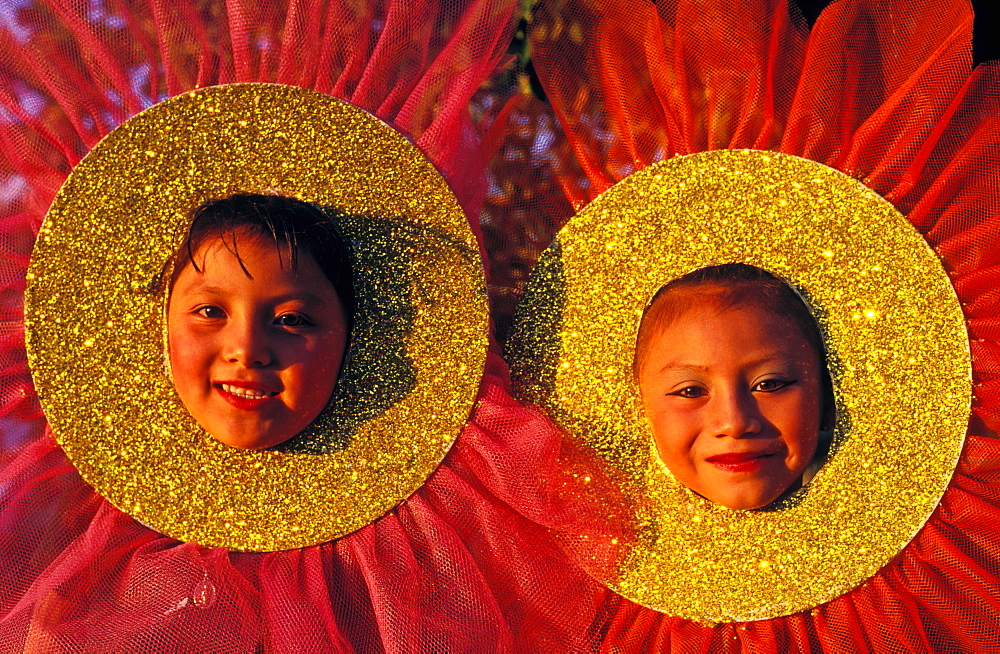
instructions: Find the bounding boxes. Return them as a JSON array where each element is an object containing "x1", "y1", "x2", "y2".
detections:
[
  {"x1": 26, "y1": 84, "x2": 488, "y2": 551},
  {"x1": 507, "y1": 150, "x2": 970, "y2": 621}
]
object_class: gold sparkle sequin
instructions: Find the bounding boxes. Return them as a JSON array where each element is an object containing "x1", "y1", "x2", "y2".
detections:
[
  {"x1": 26, "y1": 84, "x2": 488, "y2": 551},
  {"x1": 507, "y1": 150, "x2": 970, "y2": 621}
]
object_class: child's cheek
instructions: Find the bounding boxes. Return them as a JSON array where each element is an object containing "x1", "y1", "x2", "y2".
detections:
[{"x1": 168, "y1": 320, "x2": 209, "y2": 388}]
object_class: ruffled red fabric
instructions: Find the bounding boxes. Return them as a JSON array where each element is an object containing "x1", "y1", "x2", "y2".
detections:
[
  {"x1": 0, "y1": 1, "x2": 627, "y2": 650},
  {"x1": 494, "y1": 0, "x2": 1000, "y2": 649},
  {"x1": 0, "y1": 353, "x2": 623, "y2": 651}
]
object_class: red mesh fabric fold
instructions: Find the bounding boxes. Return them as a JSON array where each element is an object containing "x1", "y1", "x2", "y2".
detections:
[
  {"x1": 0, "y1": 1, "x2": 629, "y2": 650},
  {"x1": 0, "y1": 355, "x2": 624, "y2": 651},
  {"x1": 0, "y1": 0, "x2": 519, "y2": 228},
  {"x1": 481, "y1": 0, "x2": 1000, "y2": 649}
]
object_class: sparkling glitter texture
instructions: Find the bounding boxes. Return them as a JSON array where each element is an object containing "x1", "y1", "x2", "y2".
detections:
[
  {"x1": 508, "y1": 150, "x2": 970, "y2": 621},
  {"x1": 25, "y1": 84, "x2": 488, "y2": 551}
]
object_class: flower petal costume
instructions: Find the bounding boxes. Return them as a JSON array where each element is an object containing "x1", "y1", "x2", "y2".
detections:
[
  {"x1": 483, "y1": 0, "x2": 1000, "y2": 648},
  {"x1": 0, "y1": 1, "x2": 615, "y2": 650},
  {"x1": 2, "y1": 0, "x2": 998, "y2": 650}
]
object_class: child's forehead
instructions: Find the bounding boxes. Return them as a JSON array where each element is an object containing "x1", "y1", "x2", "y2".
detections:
[
  {"x1": 652, "y1": 284, "x2": 755, "y2": 323},
  {"x1": 182, "y1": 230, "x2": 307, "y2": 272},
  {"x1": 650, "y1": 289, "x2": 814, "y2": 348},
  {"x1": 194, "y1": 227, "x2": 296, "y2": 255},
  {"x1": 170, "y1": 232, "x2": 333, "y2": 295},
  {"x1": 659, "y1": 297, "x2": 794, "y2": 333}
]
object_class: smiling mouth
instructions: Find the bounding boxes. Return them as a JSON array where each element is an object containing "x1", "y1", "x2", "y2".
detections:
[
  {"x1": 214, "y1": 382, "x2": 279, "y2": 409},
  {"x1": 218, "y1": 383, "x2": 278, "y2": 399},
  {"x1": 705, "y1": 452, "x2": 776, "y2": 473}
]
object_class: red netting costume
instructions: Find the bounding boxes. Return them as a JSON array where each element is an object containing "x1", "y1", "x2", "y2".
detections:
[
  {"x1": 0, "y1": 1, "x2": 623, "y2": 650},
  {"x1": 2, "y1": 0, "x2": 1000, "y2": 651},
  {"x1": 481, "y1": 0, "x2": 1000, "y2": 649}
]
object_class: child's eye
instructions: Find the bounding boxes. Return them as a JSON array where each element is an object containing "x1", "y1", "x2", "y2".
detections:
[
  {"x1": 754, "y1": 378, "x2": 797, "y2": 393},
  {"x1": 669, "y1": 386, "x2": 707, "y2": 399},
  {"x1": 194, "y1": 305, "x2": 225, "y2": 319},
  {"x1": 275, "y1": 313, "x2": 314, "y2": 328}
]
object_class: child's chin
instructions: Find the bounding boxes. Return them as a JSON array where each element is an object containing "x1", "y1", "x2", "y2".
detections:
[
  {"x1": 207, "y1": 428, "x2": 293, "y2": 451},
  {"x1": 701, "y1": 485, "x2": 785, "y2": 511}
]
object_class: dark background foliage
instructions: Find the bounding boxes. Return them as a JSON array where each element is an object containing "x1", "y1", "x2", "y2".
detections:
[{"x1": 798, "y1": 0, "x2": 1000, "y2": 64}]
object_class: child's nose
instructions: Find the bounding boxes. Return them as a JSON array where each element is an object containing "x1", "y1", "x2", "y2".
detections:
[
  {"x1": 223, "y1": 321, "x2": 272, "y2": 368},
  {"x1": 709, "y1": 390, "x2": 762, "y2": 438}
]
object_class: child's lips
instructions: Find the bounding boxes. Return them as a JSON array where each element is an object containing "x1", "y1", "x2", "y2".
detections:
[
  {"x1": 214, "y1": 380, "x2": 280, "y2": 410},
  {"x1": 705, "y1": 450, "x2": 776, "y2": 473}
]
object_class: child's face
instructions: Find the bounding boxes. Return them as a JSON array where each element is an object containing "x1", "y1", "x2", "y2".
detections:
[
  {"x1": 167, "y1": 235, "x2": 348, "y2": 450},
  {"x1": 637, "y1": 296, "x2": 822, "y2": 510}
]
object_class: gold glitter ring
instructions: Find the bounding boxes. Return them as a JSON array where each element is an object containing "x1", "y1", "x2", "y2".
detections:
[
  {"x1": 508, "y1": 150, "x2": 970, "y2": 621},
  {"x1": 26, "y1": 84, "x2": 488, "y2": 551}
]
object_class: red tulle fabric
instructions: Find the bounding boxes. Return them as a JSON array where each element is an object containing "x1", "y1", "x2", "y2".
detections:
[
  {"x1": 482, "y1": 0, "x2": 1000, "y2": 649},
  {"x1": 0, "y1": 355, "x2": 621, "y2": 651},
  {"x1": 5, "y1": 0, "x2": 1000, "y2": 650},
  {"x1": 0, "y1": 1, "x2": 622, "y2": 650}
]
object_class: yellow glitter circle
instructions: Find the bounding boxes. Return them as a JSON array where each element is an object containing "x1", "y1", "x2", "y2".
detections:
[
  {"x1": 508, "y1": 150, "x2": 970, "y2": 621},
  {"x1": 26, "y1": 84, "x2": 488, "y2": 551}
]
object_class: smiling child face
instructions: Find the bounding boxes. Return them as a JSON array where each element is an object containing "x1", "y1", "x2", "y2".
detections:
[
  {"x1": 167, "y1": 234, "x2": 349, "y2": 450},
  {"x1": 636, "y1": 292, "x2": 822, "y2": 510}
]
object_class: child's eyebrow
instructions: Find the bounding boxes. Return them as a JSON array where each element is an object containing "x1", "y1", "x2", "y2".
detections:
[
  {"x1": 654, "y1": 363, "x2": 710, "y2": 376},
  {"x1": 178, "y1": 286, "x2": 332, "y2": 307},
  {"x1": 654, "y1": 356, "x2": 802, "y2": 376},
  {"x1": 181, "y1": 284, "x2": 228, "y2": 297},
  {"x1": 274, "y1": 291, "x2": 331, "y2": 306}
]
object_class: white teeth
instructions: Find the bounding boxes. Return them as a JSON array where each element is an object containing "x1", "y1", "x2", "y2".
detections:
[{"x1": 220, "y1": 384, "x2": 276, "y2": 399}]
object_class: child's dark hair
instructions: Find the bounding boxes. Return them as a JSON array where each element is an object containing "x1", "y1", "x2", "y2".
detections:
[
  {"x1": 634, "y1": 263, "x2": 834, "y2": 428},
  {"x1": 173, "y1": 193, "x2": 355, "y2": 327}
]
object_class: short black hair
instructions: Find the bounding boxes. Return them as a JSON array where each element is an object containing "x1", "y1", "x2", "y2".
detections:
[{"x1": 173, "y1": 193, "x2": 355, "y2": 327}]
